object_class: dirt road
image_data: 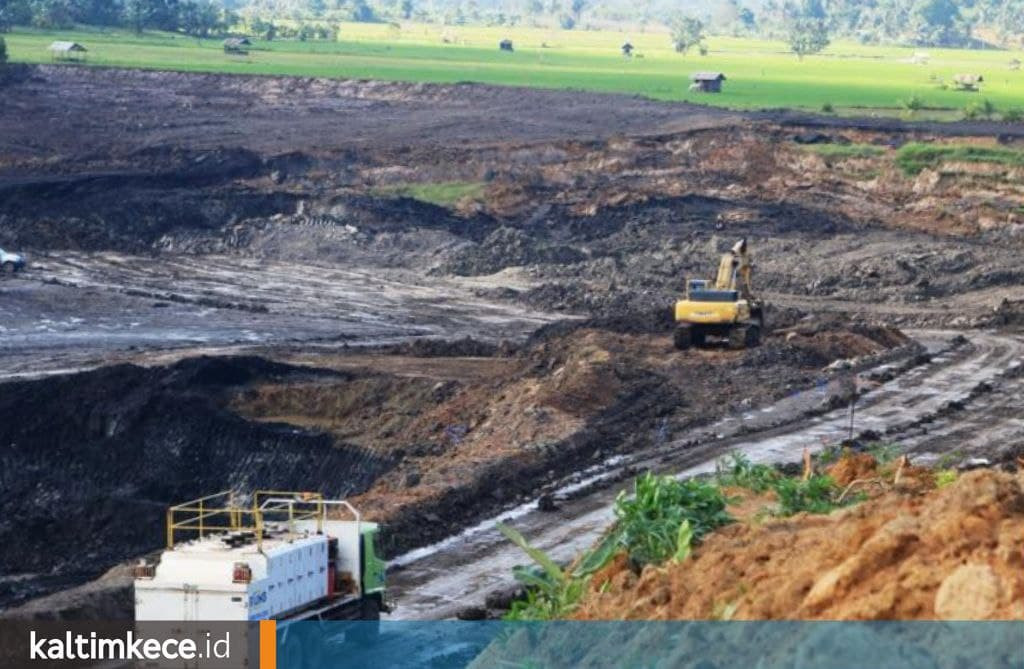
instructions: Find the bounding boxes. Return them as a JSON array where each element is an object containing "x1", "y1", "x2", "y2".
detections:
[
  {"x1": 387, "y1": 329, "x2": 1024, "y2": 620},
  {"x1": 0, "y1": 252, "x2": 561, "y2": 379}
]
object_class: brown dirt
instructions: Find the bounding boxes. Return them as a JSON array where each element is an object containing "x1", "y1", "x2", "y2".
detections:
[
  {"x1": 573, "y1": 468, "x2": 1024, "y2": 620},
  {"x1": 230, "y1": 324, "x2": 903, "y2": 551}
]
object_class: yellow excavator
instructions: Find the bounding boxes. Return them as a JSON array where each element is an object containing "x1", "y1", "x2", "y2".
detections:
[{"x1": 674, "y1": 238, "x2": 765, "y2": 350}]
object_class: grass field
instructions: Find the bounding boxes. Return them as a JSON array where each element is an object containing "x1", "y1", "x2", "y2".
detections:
[{"x1": 7, "y1": 23, "x2": 1024, "y2": 116}]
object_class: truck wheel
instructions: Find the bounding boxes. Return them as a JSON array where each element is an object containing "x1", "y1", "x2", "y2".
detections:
[
  {"x1": 745, "y1": 325, "x2": 762, "y2": 347},
  {"x1": 350, "y1": 598, "x2": 380, "y2": 645},
  {"x1": 728, "y1": 326, "x2": 748, "y2": 350},
  {"x1": 673, "y1": 327, "x2": 692, "y2": 351},
  {"x1": 691, "y1": 329, "x2": 706, "y2": 347},
  {"x1": 1, "y1": 262, "x2": 14, "y2": 275}
]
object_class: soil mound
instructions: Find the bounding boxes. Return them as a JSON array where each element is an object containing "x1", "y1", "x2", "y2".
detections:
[
  {"x1": 0, "y1": 357, "x2": 391, "y2": 610},
  {"x1": 574, "y1": 469, "x2": 1024, "y2": 620}
]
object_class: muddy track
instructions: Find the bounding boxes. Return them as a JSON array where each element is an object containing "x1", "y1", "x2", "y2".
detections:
[{"x1": 386, "y1": 329, "x2": 1024, "y2": 620}]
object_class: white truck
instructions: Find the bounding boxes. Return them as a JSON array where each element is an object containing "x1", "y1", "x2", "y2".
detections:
[
  {"x1": 0, "y1": 248, "x2": 26, "y2": 274},
  {"x1": 134, "y1": 491, "x2": 389, "y2": 666}
]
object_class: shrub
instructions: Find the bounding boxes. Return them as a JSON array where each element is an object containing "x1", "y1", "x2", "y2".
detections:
[
  {"x1": 865, "y1": 442, "x2": 901, "y2": 464},
  {"x1": 1002, "y1": 108, "x2": 1023, "y2": 122},
  {"x1": 715, "y1": 452, "x2": 780, "y2": 492},
  {"x1": 773, "y1": 474, "x2": 846, "y2": 516},
  {"x1": 614, "y1": 472, "x2": 732, "y2": 566},
  {"x1": 821, "y1": 101, "x2": 834, "y2": 113},
  {"x1": 900, "y1": 94, "x2": 925, "y2": 116},
  {"x1": 0, "y1": 37, "x2": 6, "y2": 65}
]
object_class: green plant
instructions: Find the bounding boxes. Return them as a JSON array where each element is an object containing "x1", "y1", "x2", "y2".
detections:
[
  {"x1": 865, "y1": 442, "x2": 901, "y2": 464},
  {"x1": 0, "y1": 37, "x2": 6, "y2": 65},
  {"x1": 614, "y1": 472, "x2": 733, "y2": 566},
  {"x1": 497, "y1": 520, "x2": 620, "y2": 620},
  {"x1": 817, "y1": 443, "x2": 842, "y2": 465},
  {"x1": 497, "y1": 523, "x2": 585, "y2": 620},
  {"x1": 963, "y1": 101, "x2": 984, "y2": 120},
  {"x1": 715, "y1": 452, "x2": 780, "y2": 492},
  {"x1": 900, "y1": 93, "x2": 925, "y2": 116},
  {"x1": 773, "y1": 474, "x2": 845, "y2": 516},
  {"x1": 820, "y1": 101, "x2": 834, "y2": 113},
  {"x1": 896, "y1": 142, "x2": 1024, "y2": 175},
  {"x1": 672, "y1": 519, "x2": 693, "y2": 563},
  {"x1": 1002, "y1": 108, "x2": 1023, "y2": 122},
  {"x1": 374, "y1": 180, "x2": 486, "y2": 207},
  {"x1": 935, "y1": 469, "x2": 958, "y2": 488},
  {"x1": 936, "y1": 450, "x2": 963, "y2": 469}
]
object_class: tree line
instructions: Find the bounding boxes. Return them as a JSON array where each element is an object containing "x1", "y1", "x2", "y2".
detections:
[
  {"x1": 1, "y1": 0, "x2": 1021, "y2": 50},
  {"x1": 0, "y1": 0, "x2": 239, "y2": 36}
]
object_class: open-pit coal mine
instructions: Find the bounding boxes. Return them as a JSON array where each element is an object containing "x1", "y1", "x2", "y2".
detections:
[{"x1": 1, "y1": 64, "x2": 1022, "y2": 621}]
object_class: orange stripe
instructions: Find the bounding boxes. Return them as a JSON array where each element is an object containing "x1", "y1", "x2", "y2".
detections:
[{"x1": 259, "y1": 619, "x2": 277, "y2": 669}]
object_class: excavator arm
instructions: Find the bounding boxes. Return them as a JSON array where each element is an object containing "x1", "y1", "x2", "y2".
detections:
[{"x1": 713, "y1": 238, "x2": 753, "y2": 299}]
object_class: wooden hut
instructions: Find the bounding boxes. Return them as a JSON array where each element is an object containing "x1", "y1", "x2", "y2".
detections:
[
  {"x1": 690, "y1": 72, "x2": 726, "y2": 93},
  {"x1": 223, "y1": 37, "x2": 252, "y2": 54},
  {"x1": 499, "y1": 39, "x2": 514, "y2": 52},
  {"x1": 621, "y1": 42, "x2": 634, "y2": 57},
  {"x1": 49, "y1": 41, "x2": 87, "y2": 61}
]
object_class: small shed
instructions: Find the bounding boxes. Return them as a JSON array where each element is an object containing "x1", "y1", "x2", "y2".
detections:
[
  {"x1": 952, "y1": 73, "x2": 983, "y2": 91},
  {"x1": 223, "y1": 37, "x2": 252, "y2": 54},
  {"x1": 690, "y1": 71, "x2": 726, "y2": 93},
  {"x1": 49, "y1": 41, "x2": 87, "y2": 61},
  {"x1": 499, "y1": 39, "x2": 514, "y2": 52},
  {"x1": 621, "y1": 42, "x2": 634, "y2": 57}
]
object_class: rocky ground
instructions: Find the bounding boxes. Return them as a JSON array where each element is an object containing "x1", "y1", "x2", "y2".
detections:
[{"x1": 1, "y1": 65, "x2": 1023, "y2": 619}]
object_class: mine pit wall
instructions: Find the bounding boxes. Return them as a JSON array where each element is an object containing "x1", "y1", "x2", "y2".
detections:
[{"x1": 0, "y1": 357, "x2": 393, "y2": 611}]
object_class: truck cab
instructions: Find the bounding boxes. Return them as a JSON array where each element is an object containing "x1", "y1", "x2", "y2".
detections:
[{"x1": 0, "y1": 248, "x2": 26, "y2": 274}]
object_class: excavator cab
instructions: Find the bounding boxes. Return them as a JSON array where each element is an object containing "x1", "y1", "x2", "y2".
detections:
[{"x1": 674, "y1": 239, "x2": 765, "y2": 350}]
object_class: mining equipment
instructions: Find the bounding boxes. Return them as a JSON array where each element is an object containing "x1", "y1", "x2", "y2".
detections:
[{"x1": 674, "y1": 238, "x2": 766, "y2": 350}]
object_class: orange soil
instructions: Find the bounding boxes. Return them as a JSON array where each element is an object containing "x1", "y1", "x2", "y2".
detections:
[{"x1": 574, "y1": 468, "x2": 1024, "y2": 620}]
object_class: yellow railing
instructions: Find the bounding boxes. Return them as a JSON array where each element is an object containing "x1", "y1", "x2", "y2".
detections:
[{"x1": 166, "y1": 490, "x2": 325, "y2": 550}]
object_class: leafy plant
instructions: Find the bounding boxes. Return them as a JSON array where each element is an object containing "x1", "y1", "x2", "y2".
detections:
[
  {"x1": 821, "y1": 101, "x2": 834, "y2": 113},
  {"x1": 935, "y1": 469, "x2": 957, "y2": 488},
  {"x1": 614, "y1": 472, "x2": 733, "y2": 566},
  {"x1": 817, "y1": 443, "x2": 843, "y2": 465},
  {"x1": 715, "y1": 452, "x2": 780, "y2": 492},
  {"x1": 672, "y1": 520, "x2": 693, "y2": 563},
  {"x1": 773, "y1": 474, "x2": 846, "y2": 516},
  {"x1": 497, "y1": 521, "x2": 620, "y2": 620},
  {"x1": 865, "y1": 441, "x2": 901, "y2": 464},
  {"x1": 498, "y1": 522, "x2": 585, "y2": 620},
  {"x1": 980, "y1": 99, "x2": 997, "y2": 119},
  {"x1": 899, "y1": 93, "x2": 925, "y2": 116},
  {"x1": 937, "y1": 450, "x2": 963, "y2": 469},
  {"x1": 963, "y1": 101, "x2": 982, "y2": 120},
  {"x1": 1003, "y1": 108, "x2": 1024, "y2": 123}
]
